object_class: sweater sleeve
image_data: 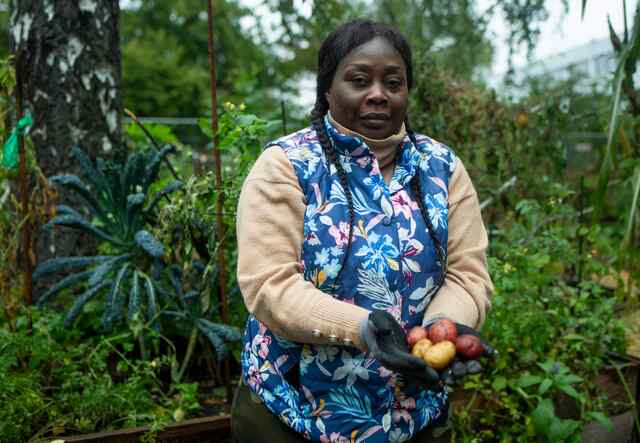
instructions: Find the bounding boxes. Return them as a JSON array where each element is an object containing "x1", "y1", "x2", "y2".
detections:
[
  {"x1": 423, "y1": 159, "x2": 493, "y2": 329},
  {"x1": 236, "y1": 146, "x2": 370, "y2": 349}
]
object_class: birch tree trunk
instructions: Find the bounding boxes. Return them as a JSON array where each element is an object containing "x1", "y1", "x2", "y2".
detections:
[{"x1": 10, "y1": 0, "x2": 123, "y2": 295}]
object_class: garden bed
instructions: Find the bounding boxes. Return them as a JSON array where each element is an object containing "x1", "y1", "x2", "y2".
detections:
[
  {"x1": 58, "y1": 415, "x2": 231, "y2": 443},
  {"x1": 449, "y1": 352, "x2": 640, "y2": 442}
]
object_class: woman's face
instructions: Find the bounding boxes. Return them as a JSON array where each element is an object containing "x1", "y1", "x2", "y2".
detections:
[{"x1": 326, "y1": 37, "x2": 409, "y2": 140}]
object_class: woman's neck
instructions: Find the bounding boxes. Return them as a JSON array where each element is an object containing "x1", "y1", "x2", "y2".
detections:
[{"x1": 327, "y1": 112, "x2": 405, "y2": 184}]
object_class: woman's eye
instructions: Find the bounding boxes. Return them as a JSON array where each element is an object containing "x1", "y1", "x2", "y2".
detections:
[
  {"x1": 352, "y1": 77, "x2": 368, "y2": 87},
  {"x1": 387, "y1": 79, "x2": 401, "y2": 89}
]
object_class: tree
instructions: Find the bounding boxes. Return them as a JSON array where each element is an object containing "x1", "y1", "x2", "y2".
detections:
[
  {"x1": 10, "y1": 0, "x2": 123, "y2": 291},
  {"x1": 120, "y1": 0, "x2": 279, "y2": 119},
  {"x1": 372, "y1": 0, "x2": 493, "y2": 79}
]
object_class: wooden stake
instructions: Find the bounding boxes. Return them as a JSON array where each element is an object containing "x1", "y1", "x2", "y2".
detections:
[
  {"x1": 206, "y1": 0, "x2": 231, "y2": 404},
  {"x1": 16, "y1": 51, "x2": 33, "y2": 314}
]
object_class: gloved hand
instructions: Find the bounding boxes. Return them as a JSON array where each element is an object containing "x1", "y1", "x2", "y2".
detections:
[
  {"x1": 424, "y1": 319, "x2": 496, "y2": 386},
  {"x1": 361, "y1": 310, "x2": 441, "y2": 388}
]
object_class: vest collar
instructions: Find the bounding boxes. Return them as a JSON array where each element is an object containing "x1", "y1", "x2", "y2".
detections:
[{"x1": 322, "y1": 114, "x2": 423, "y2": 192}]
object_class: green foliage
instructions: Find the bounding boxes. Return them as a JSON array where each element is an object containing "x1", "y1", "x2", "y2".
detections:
[
  {"x1": 126, "y1": 122, "x2": 179, "y2": 148},
  {"x1": 372, "y1": 0, "x2": 493, "y2": 78},
  {"x1": 262, "y1": 0, "x2": 367, "y2": 76},
  {"x1": 452, "y1": 183, "x2": 627, "y2": 442},
  {"x1": 35, "y1": 146, "x2": 183, "y2": 330},
  {"x1": 0, "y1": 308, "x2": 176, "y2": 442},
  {"x1": 121, "y1": 0, "x2": 278, "y2": 118}
]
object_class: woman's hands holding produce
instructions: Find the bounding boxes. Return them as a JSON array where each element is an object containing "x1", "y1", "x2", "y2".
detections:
[
  {"x1": 408, "y1": 319, "x2": 496, "y2": 386},
  {"x1": 360, "y1": 311, "x2": 441, "y2": 388}
]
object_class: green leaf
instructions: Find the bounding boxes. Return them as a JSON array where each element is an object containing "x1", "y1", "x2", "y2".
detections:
[
  {"x1": 581, "y1": 0, "x2": 587, "y2": 19},
  {"x1": 45, "y1": 214, "x2": 125, "y2": 246},
  {"x1": 597, "y1": 5, "x2": 640, "y2": 215},
  {"x1": 199, "y1": 319, "x2": 242, "y2": 342},
  {"x1": 538, "y1": 378, "x2": 553, "y2": 395},
  {"x1": 143, "y1": 144, "x2": 176, "y2": 189},
  {"x1": 134, "y1": 230, "x2": 165, "y2": 257},
  {"x1": 71, "y1": 146, "x2": 111, "y2": 198},
  {"x1": 557, "y1": 384, "x2": 580, "y2": 399},
  {"x1": 128, "y1": 271, "x2": 141, "y2": 322},
  {"x1": 37, "y1": 269, "x2": 94, "y2": 306},
  {"x1": 492, "y1": 376, "x2": 507, "y2": 391},
  {"x1": 55, "y1": 204, "x2": 84, "y2": 219},
  {"x1": 88, "y1": 254, "x2": 132, "y2": 287},
  {"x1": 64, "y1": 281, "x2": 111, "y2": 328},
  {"x1": 146, "y1": 180, "x2": 183, "y2": 213},
  {"x1": 557, "y1": 374, "x2": 583, "y2": 385},
  {"x1": 101, "y1": 264, "x2": 131, "y2": 330},
  {"x1": 585, "y1": 412, "x2": 613, "y2": 432},
  {"x1": 623, "y1": 165, "x2": 640, "y2": 247},
  {"x1": 517, "y1": 374, "x2": 543, "y2": 388},
  {"x1": 531, "y1": 399, "x2": 555, "y2": 437},
  {"x1": 537, "y1": 361, "x2": 552, "y2": 372},
  {"x1": 126, "y1": 193, "x2": 145, "y2": 218},
  {"x1": 198, "y1": 117, "x2": 213, "y2": 138},
  {"x1": 49, "y1": 174, "x2": 107, "y2": 221},
  {"x1": 122, "y1": 152, "x2": 145, "y2": 194},
  {"x1": 548, "y1": 418, "x2": 581, "y2": 441},
  {"x1": 197, "y1": 320, "x2": 228, "y2": 362},
  {"x1": 33, "y1": 256, "x2": 111, "y2": 280},
  {"x1": 141, "y1": 273, "x2": 160, "y2": 332}
]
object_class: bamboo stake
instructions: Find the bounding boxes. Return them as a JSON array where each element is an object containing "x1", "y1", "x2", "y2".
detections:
[{"x1": 206, "y1": 0, "x2": 231, "y2": 404}]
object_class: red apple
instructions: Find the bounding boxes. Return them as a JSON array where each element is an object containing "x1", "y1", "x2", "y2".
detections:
[
  {"x1": 406, "y1": 326, "x2": 428, "y2": 348},
  {"x1": 428, "y1": 319, "x2": 458, "y2": 343}
]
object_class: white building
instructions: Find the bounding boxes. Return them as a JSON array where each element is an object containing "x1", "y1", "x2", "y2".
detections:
[{"x1": 498, "y1": 37, "x2": 623, "y2": 95}]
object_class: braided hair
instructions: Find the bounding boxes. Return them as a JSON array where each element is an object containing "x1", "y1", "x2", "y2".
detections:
[{"x1": 312, "y1": 19, "x2": 446, "y2": 290}]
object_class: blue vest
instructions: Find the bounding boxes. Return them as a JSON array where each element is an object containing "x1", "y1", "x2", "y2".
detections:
[{"x1": 240, "y1": 117, "x2": 456, "y2": 442}]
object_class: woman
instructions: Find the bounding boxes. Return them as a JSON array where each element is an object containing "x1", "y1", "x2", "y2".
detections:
[{"x1": 233, "y1": 19, "x2": 493, "y2": 442}]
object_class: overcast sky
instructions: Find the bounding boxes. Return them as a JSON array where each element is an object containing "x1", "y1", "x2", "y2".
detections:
[{"x1": 484, "y1": 0, "x2": 639, "y2": 75}]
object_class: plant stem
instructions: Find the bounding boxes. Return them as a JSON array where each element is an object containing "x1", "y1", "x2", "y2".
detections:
[
  {"x1": 612, "y1": 362, "x2": 640, "y2": 436},
  {"x1": 138, "y1": 333, "x2": 148, "y2": 361},
  {"x1": 176, "y1": 326, "x2": 198, "y2": 383}
]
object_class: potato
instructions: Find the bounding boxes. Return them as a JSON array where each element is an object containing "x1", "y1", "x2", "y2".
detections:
[
  {"x1": 456, "y1": 334, "x2": 484, "y2": 360},
  {"x1": 423, "y1": 340, "x2": 456, "y2": 370},
  {"x1": 406, "y1": 326, "x2": 429, "y2": 347},
  {"x1": 428, "y1": 319, "x2": 458, "y2": 343},
  {"x1": 411, "y1": 338, "x2": 433, "y2": 360},
  {"x1": 423, "y1": 341, "x2": 456, "y2": 369}
]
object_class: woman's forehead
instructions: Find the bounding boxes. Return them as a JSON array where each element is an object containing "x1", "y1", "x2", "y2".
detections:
[{"x1": 338, "y1": 37, "x2": 406, "y2": 70}]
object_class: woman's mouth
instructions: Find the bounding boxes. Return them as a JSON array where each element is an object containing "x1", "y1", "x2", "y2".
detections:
[{"x1": 360, "y1": 113, "x2": 391, "y2": 128}]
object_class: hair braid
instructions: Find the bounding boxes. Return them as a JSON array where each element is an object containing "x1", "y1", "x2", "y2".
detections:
[
  {"x1": 310, "y1": 114, "x2": 355, "y2": 291},
  {"x1": 405, "y1": 116, "x2": 447, "y2": 288}
]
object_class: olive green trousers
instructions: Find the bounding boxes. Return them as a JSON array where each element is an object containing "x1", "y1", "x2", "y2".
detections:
[{"x1": 231, "y1": 381, "x2": 452, "y2": 442}]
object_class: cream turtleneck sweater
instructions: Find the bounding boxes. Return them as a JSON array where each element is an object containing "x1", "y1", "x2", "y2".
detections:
[
  {"x1": 327, "y1": 112, "x2": 405, "y2": 184},
  {"x1": 235, "y1": 122, "x2": 493, "y2": 351}
]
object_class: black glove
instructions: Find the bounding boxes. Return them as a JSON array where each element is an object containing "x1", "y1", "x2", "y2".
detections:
[
  {"x1": 361, "y1": 310, "x2": 441, "y2": 388},
  {"x1": 429, "y1": 321, "x2": 497, "y2": 386}
]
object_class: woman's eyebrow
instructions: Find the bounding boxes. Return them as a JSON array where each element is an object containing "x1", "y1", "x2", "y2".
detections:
[{"x1": 344, "y1": 63, "x2": 404, "y2": 72}]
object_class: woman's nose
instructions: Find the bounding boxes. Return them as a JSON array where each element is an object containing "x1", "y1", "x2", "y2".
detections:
[{"x1": 366, "y1": 82, "x2": 388, "y2": 104}]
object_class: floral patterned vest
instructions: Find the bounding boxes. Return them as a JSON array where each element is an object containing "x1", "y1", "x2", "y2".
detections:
[{"x1": 240, "y1": 117, "x2": 456, "y2": 442}]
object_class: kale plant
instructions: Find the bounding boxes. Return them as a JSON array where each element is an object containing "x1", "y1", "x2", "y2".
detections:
[{"x1": 34, "y1": 146, "x2": 182, "y2": 331}]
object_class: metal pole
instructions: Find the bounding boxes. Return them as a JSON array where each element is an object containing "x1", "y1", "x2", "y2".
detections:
[{"x1": 206, "y1": 0, "x2": 231, "y2": 404}]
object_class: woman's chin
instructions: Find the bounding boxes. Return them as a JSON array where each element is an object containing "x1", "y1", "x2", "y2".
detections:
[{"x1": 358, "y1": 124, "x2": 394, "y2": 140}]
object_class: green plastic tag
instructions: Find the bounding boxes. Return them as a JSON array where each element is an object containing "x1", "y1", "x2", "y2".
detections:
[{"x1": 2, "y1": 111, "x2": 33, "y2": 170}]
